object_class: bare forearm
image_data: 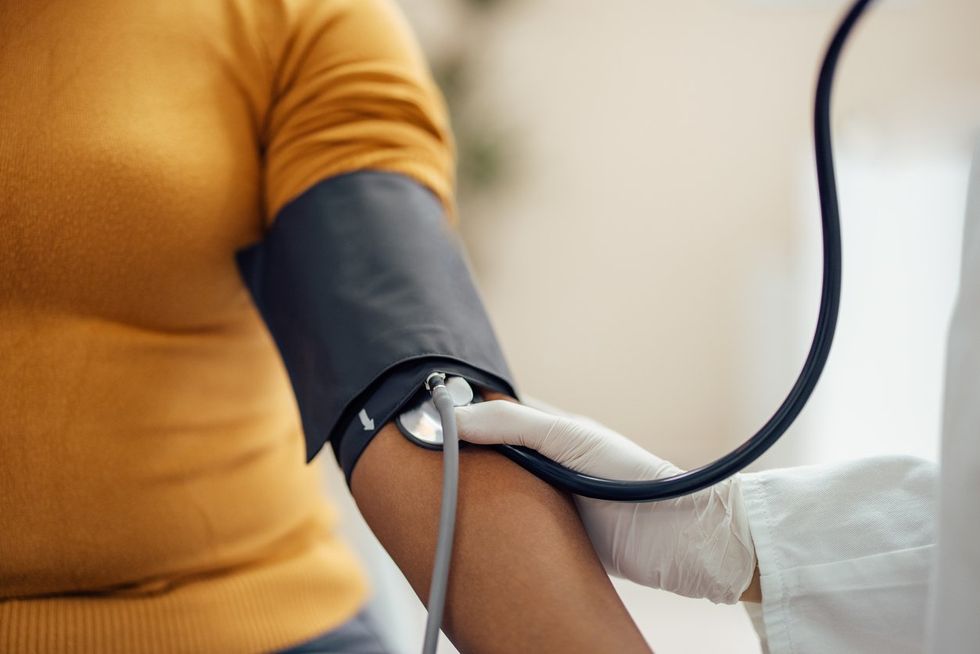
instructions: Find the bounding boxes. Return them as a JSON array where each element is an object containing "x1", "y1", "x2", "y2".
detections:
[{"x1": 352, "y1": 422, "x2": 651, "y2": 653}]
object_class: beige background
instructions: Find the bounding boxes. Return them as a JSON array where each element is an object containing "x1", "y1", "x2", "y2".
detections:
[{"x1": 326, "y1": 1, "x2": 980, "y2": 651}]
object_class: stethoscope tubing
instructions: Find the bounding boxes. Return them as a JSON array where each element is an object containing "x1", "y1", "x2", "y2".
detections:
[{"x1": 494, "y1": 0, "x2": 874, "y2": 502}]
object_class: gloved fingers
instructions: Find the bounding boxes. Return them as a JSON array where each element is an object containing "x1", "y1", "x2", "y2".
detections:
[
  {"x1": 518, "y1": 395, "x2": 574, "y2": 417},
  {"x1": 521, "y1": 396, "x2": 628, "y2": 434},
  {"x1": 455, "y1": 400, "x2": 574, "y2": 460},
  {"x1": 457, "y1": 400, "x2": 679, "y2": 479}
]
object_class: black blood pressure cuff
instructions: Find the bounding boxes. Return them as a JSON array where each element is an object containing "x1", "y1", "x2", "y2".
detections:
[
  {"x1": 331, "y1": 358, "x2": 509, "y2": 481},
  {"x1": 236, "y1": 171, "x2": 516, "y2": 481}
]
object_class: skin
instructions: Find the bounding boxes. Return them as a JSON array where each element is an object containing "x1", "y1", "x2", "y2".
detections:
[
  {"x1": 351, "y1": 393, "x2": 652, "y2": 654},
  {"x1": 741, "y1": 566, "x2": 762, "y2": 603}
]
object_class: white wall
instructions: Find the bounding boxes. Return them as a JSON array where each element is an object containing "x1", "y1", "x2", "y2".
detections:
[{"x1": 787, "y1": 147, "x2": 971, "y2": 466}]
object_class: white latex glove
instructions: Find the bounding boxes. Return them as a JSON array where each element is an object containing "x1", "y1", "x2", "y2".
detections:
[{"x1": 455, "y1": 400, "x2": 756, "y2": 604}]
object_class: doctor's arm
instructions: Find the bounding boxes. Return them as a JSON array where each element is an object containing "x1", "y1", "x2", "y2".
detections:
[
  {"x1": 457, "y1": 401, "x2": 937, "y2": 652},
  {"x1": 350, "y1": 397, "x2": 651, "y2": 654}
]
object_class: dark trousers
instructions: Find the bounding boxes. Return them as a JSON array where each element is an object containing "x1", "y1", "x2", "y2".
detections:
[{"x1": 276, "y1": 610, "x2": 391, "y2": 654}]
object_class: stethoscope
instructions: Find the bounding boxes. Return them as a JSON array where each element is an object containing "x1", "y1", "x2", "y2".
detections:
[
  {"x1": 403, "y1": 3, "x2": 877, "y2": 651},
  {"x1": 398, "y1": 0, "x2": 873, "y2": 503}
]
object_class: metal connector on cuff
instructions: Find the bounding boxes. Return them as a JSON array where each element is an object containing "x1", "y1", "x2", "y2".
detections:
[{"x1": 425, "y1": 371, "x2": 447, "y2": 392}]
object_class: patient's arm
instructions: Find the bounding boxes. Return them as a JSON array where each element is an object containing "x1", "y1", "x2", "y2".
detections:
[{"x1": 351, "y1": 404, "x2": 651, "y2": 653}]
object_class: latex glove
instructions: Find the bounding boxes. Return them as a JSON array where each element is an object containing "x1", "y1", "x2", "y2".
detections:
[{"x1": 455, "y1": 400, "x2": 756, "y2": 604}]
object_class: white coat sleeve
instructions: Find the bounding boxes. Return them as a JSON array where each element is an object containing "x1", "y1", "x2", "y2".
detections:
[
  {"x1": 928, "y1": 139, "x2": 980, "y2": 653},
  {"x1": 739, "y1": 456, "x2": 937, "y2": 654}
]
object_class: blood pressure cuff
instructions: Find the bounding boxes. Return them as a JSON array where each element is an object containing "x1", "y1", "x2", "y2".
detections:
[{"x1": 236, "y1": 171, "x2": 516, "y2": 481}]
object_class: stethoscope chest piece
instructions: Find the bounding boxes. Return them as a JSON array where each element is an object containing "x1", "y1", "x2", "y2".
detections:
[{"x1": 397, "y1": 376, "x2": 478, "y2": 449}]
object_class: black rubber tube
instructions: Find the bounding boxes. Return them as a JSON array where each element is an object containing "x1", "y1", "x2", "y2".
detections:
[{"x1": 495, "y1": 0, "x2": 874, "y2": 501}]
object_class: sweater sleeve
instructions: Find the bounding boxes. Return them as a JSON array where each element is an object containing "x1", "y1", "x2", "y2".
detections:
[
  {"x1": 262, "y1": 0, "x2": 454, "y2": 222},
  {"x1": 740, "y1": 456, "x2": 937, "y2": 654}
]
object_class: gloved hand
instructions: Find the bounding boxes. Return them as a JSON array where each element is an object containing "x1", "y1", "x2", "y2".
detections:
[{"x1": 455, "y1": 400, "x2": 757, "y2": 604}]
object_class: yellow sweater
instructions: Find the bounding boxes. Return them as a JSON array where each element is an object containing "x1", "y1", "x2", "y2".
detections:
[{"x1": 0, "y1": 0, "x2": 453, "y2": 651}]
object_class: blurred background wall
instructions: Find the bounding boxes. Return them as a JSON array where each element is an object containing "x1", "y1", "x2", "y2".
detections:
[{"x1": 325, "y1": 0, "x2": 980, "y2": 651}]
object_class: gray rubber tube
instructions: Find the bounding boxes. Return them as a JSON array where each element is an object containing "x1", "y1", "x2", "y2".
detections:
[{"x1": 422, "y1": 384, "x2": 460, "y2": 654}]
